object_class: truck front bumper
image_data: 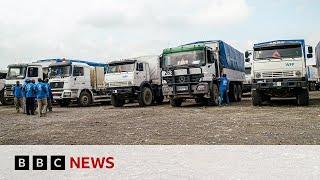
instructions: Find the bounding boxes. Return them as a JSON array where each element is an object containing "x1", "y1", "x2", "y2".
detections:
[
  {"x1": 52, "y1": 89, "x2": 78, "y2": 101},
  {"x1": 252, "y1": 79, "x2": 308, "y2": 90},
  {"x1": 107, "y1": 86, "x2": 138, "y2": 99},
  {"x1": 162, "y1": 83, "x2": 210, "y2": 98}
]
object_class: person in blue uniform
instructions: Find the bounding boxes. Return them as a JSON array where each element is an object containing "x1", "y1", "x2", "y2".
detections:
[
  {"x1": 35, "y1": 79, "x2": 48, "y2": 117},
  {"x1": 25, "y1": 79, "x2": 35, "y2": 115},
  {"x1": 219, "y1": 74, "x2": 230, "y2": 105},
  {"x1": 12, "y1": 81, "x2": 23, "y2": 113}
]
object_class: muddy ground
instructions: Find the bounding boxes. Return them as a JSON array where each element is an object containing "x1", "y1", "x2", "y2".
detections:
[{"x1": 1, "y1": 92, "x2": 320, "y2": 145}]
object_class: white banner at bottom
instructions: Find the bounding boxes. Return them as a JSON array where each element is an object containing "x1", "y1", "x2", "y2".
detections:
[{"x1": 0, "y1": 145, "x2": 319, "y2": 179}]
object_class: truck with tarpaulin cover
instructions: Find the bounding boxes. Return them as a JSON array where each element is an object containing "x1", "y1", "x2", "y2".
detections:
[
  {"x1": 47, "y1": 59, "x2": 110, "y2": 107},
  {"x1": 161, "y1": 40, "x2": 245, "y2": 107},
  {"x1": 248, "y1": 39, "x2": 313, "y2": 106}
]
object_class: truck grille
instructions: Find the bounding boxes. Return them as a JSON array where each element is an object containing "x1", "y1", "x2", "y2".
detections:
[
  {"x1": 163, "y1": 74, "x2": 203, "y2": 85},
  {"x1": 107, "y1": 82, "x2": 131, "y2": 87},
  {"x1": 262, "y1": 71, "x2": 295, "y2": 78},
  {"x1": 50, "y1": 82, "x2": 64, "y2": 89},
  {"x1": 5, "y1": 84, "x2": 13, "y2": 90}
]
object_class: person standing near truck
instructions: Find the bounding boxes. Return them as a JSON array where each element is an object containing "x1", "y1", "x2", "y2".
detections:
[
  {"x1": 25, "y1": 79, "x2": 35, "y2": 115},
  {"x1": 22, "y1": 79, "x2": 28, "y2": 114},
  {"x1": 12, "y1": 81, "x2": 23, "y2": 113},
  {"x1": 44, "y1": 79, "x2": 53, "y2": 112},
  {"x1": 35, "y1": 78, "x2": 48, "y2": 117},
  {"x1": 219, "y1": 74, "x2": 230, "y2": 105}
]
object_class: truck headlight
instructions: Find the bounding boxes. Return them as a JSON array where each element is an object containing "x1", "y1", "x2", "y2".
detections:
[
  {"x1": 295, "y1": 71, "x2": 301, "y2": 76},
  {"x1": 255, "y1": 73, "x2": 261, "y2": 78},
  {"x1": 197, "y1": 85, "x2": 206, "y2": 91}
]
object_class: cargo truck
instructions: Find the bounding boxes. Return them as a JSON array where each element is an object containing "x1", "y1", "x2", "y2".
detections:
[
  {"x1": 3, "y1": 61, "x2": 51, "y2": 105},
  {"x1": 105, "y1": 55, "x2": 163, "y2": 107},
  {"x1": 248, "y1": 39, "x2": 313, "y2": 106},
  {"x1": 47, "y1": 59, "x2": 110, "y2": 107},
  {"x1": 161, "y1": 40, "x2": 245, "y2": 107}
]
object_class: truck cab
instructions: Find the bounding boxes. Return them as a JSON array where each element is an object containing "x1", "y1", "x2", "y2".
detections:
[
  {"x1": 49, "y1": 60, "x2": 109, "y2": 107},
  {"x1": 161, "y1": 40, "x2": 245, "y2": 107},
  {"x1": 249, "y1": 39, "x2": 313, "y2": 106},
  {"x1": 4, "y1": 63, "x2": 44, "y2": 105}
]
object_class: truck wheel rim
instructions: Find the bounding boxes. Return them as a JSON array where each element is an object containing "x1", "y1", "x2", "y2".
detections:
[
  {"x1": 144, "y1": 89, "x2": 152, "y2": 104},
  {"x1": 82, "y1": 96, "x2": 89, "y2": 105}
]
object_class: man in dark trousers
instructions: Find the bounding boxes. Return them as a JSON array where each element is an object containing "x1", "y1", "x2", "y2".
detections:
[
  {"x1": 219, "y1": 74, "x2": 230, "y2": 105},
  {"x1": 12, "y1": 81, "x2": 23, "y2": 113},
  {"x1": 25, "y1": 79, "x2": 35, "y2": 115}
]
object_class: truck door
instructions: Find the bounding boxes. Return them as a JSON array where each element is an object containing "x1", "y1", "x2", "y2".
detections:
[
  {"x1": 73, "y1": 66, "x2": 87, "y2": 89},
  {"x1": 136, "y1": 62, "x2": 148, "y2": 85},
  {"x1": 202, "y1": 49, "x2": 217, "y2": 81},
  {"x1": 27, "y1": 66, "x2": 42, "y2": 82}
]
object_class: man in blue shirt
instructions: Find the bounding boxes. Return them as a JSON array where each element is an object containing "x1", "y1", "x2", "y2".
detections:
[
  {"x1": 22, "y1": 79, "x2": 28, "y2": 114},
  {"x1": 219, "y1": 74, "x2": 230, "y2": 105},
  {"x1": 44, "y1": 79, "x2": 53, "y2": 112},
  {"x1": 25, "y1": 79, "x2": 35, "y2": 115},
  {"x1": 35, "y1": 78, "x2": 48, "y2": 117},
  {"x1": 12, "y1": 81, "x2": 23, "y2": 113}
]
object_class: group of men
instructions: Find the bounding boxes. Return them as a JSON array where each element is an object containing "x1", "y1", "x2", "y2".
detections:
[{"x1": 12, "y1": 78, "x2": 53, "y2": 117}]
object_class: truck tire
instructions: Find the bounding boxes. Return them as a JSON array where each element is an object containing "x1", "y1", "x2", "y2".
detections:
[
  {"x1": 230, "y1": 84, "x2": 238, "y2": 102},
  {"x1": 208, "y1": 84, "x2": 219, "y2": 106},
  {"x1": 1, "y1": 98, "x2": 14, "y2": 105},
  {"x1": 237, "y1": 84, "x2": 242, "y2": 102},
  {"x1": 296, "y1": 89, "x2": 309, "y2": 106},
  {"x1": 138, "y1": 87, "x2": 153, "y2": 107},
  {"x1": 58, "y1": 100, "x2": 71, "y2": 107},
  {"x1": 78, "y1": 91, "x2": 92, "y2": 107},
  {"x1": 170, "y1": 98, "x2": 183, "y2": 107},
  {"x1": 111, "y1": 94, "x2": 124, "y2": 107},
  {"x1": 252, "y1": 90, "x2": 262, "y2": 106}
]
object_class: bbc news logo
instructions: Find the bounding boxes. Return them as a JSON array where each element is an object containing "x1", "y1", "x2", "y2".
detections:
[{"x1": 15, "y1": 155, "x2": 115, "y2": 170}]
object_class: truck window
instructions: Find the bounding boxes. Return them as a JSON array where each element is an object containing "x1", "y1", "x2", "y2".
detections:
[
  {"x1": 73, "y1": 67, "x2": 84, "y2": 76},
  {"x1": 137, "y1": 63, "x2": 144, "y2": 71},
  {"x1": 207, "y1": 50, "x2": 214, "y2": 63},
  {"x1": 27, "y1": 67, "x2": 39, "y2": 77}
]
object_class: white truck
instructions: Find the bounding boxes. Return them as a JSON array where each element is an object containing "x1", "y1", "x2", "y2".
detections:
[
  {"x1": 105, "y1": 55, "x2": 164, "y2": 107},
  {"x1": 161, "y1": 40, "x2": 245, "y2": 107},
  {"x1": 0, "y1": 70, "x2": 7, "y2": 104},
  {"x1": 48, "y1": 59, "x2": 110, "y2": 107},
  {"x1": 307, "y1": 65, "x2": 319, "y2": 91},
  {"x1": 243, "y1": 62, "x2": 253, "y2": 94},
  {"x1": 3, "y1": 61, "x2": 51, "y2": 105},
  {"x1": 248, "y1": 39, "x2": 313, "y2": 106}
]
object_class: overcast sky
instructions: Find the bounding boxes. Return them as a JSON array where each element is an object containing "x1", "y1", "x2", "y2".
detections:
[{"x1": 0, "y1": 0, "x2": 319, "y2": 69}]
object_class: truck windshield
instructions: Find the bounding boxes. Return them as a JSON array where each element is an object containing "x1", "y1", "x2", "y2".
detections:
[
  {"x1": 254, "y1": 45, "x2": 302, "y2": 60},
  {"x1": 163, "y1": 50, "x2": 205, "y2": 67},
  {"x1": 49, "y1": 65, "x2": 72, "y2": 78},
  {"x1": 108, "y1": 63, "x2": 135, "y2": 73},
  {"x1": 7, "y1": 66, "x2": 26, "y2": 79}
]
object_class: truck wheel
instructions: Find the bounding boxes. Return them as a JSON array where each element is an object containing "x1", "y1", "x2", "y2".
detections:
[
  {"x1": 208, "y1": 84, "x2": 219, "y2": 106},
  {"x1": 1, "y1": 98, "x2": 14, "y2": 105},
  {"x1": 111, "y1": 94, "x2": 124, "y2": 107},
  {"x1": 58, "y1": 100, "x2": 71, "y2": 107},
  {"x1": 237, "y1": 84, "x2": 242, "y2": 102},
  {"x1": 296, "y1": 89, "x2": 309, "y2": 106},
  {"x1": 170, "y1": 98, "x2": 183, "y2": 107},
  {"x1": 138, "y1": 87, "x2": 153, "y2": 107},
  {"x1": 229, "y1": 84, "x2": 238, "y2": 102},
  {"x1": 252, "y1": 90, "x2": 262, "y2": 106},
  {"x1": 78, "y1": 91, "x2": 92, "y2": 107}
]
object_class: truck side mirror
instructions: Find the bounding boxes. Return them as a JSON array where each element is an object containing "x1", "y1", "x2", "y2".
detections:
[
  {"x1": 307, "y1": 54, "x2": 313, "y2": 58},
  {"x1": 245, "y1": 51, "x2": 252, "y2": 58},
  {"x1": 137, "y1": 63, "x2": 144, "y2": 71},
  {"x1": 308, "y1": 46, "x2": 313, "y2": 54}
]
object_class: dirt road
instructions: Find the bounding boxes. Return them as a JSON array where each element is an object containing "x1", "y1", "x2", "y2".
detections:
[{"x1": 1, "y1": 92, "x2": 320, "y2": 145}]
